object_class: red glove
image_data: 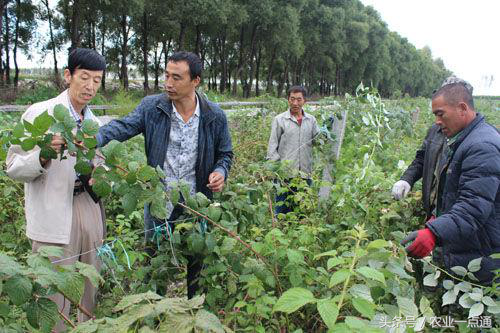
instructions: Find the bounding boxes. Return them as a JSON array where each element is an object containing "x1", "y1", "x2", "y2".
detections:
[{"x1": 401, "y1": 228, "x2": 436, "y2": 258}]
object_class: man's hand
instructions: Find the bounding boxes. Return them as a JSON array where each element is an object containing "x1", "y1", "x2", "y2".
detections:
[
  {"x1": 207, "y1": 171, "x2": 225, "y2": 192},
  {"x1": 40, "y1": 134, "x2": 66, "y2": 166},
  {"x1": 392, "y1": 180, "x2": 411, "y2": 200},
  {"x1": 401, "y1": 228, "x2": 436, "y2": 258}
]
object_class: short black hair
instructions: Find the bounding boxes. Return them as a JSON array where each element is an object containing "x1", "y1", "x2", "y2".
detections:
[
  {"x1": 168, "y1": 51, "x2": 203, "y2": 80},
  {"x1": 287, "y1": 85, "x2": 307, "y2": 99},
  {"x1": 432, "y1": 83, "x2": 474, "y2": 110},
  {"x1": 67, "y1": 48, "x2": 106, "y2": 75}
]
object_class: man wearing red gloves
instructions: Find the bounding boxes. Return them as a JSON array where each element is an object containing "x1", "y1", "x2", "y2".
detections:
[{"x1": 401, "y1": 79, "x2": 500, "y2": 285}]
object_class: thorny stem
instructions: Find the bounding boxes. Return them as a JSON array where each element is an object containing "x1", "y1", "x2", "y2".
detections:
[
  {"x1": 57, "y1": 289, "x2": 96, "y2": 320},
  {"x1": 423, "y1": 258, "x2": 486, "y2": 290},
  {"x1": 335, "y1": 236, "x2": 362, "y2": 322},
  {"x1": 178, "y1": 202, "x2": 283, "y2": 295}
]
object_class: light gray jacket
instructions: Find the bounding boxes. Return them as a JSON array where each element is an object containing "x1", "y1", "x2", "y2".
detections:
[
  {"x1": 267, "y1": 110, "x2": 320, "y2": 175},
  {"x1": 6, "y1": 90, "x2": 101, "y2": 244}
]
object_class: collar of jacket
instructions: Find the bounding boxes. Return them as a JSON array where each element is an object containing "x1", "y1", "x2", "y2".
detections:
[
  {"x1": 448, "y1": 112, "x2": 484, "y2": 152},
  {"x1": 285, "y1": 109, "x2": 314, "y2": 120},
  {"x1": 155, "y1": 91, "x2": 216, "y2": 124}
]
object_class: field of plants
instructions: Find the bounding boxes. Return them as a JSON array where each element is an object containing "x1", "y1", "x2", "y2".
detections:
[{"x1": 0, "y1": 87, "x2": 499, "y2": 332}]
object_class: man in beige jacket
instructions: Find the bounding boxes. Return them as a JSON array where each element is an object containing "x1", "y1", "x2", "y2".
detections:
[
  {"x1": 6, "y1": 48, "x2": 106, "y2": 331},
  {"x1": 267, "y1": 85, "x2": 320, "y2": 215}
]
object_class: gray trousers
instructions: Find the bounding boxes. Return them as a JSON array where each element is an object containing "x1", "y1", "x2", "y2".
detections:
[{"x1": 32, "y1": 191, "x2": 105, "y2": 332}]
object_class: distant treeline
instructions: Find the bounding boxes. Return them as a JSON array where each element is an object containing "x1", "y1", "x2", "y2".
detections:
[{"x1": 0, "y1": 0, "x2": 451, "y2": 97}]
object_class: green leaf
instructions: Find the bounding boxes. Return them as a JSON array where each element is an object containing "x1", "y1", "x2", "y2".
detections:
[
  {"x1": 442, "y1": 279, "x2": 454, "y2": 290},
  {"x1": 137, "y1": 165, "x2": 156, "y2": 182},
  {"x1": 81, "y1": 119, "x2": 99, "y2": 136},
  {"x1": 442, "y1": 290, "x2": 458, "y2": 306},
  {"x1": 207, "y1": 206, "x2": 222, "y2": 222},
  {"x1": 367, "y1": 239, "x2": 389, "y2": 250},
  {"x1": 12, "y1": 122, "x2": 25, "y2": 138},
  {"x1": 455, "y1": 281, "x2": 472, "y2": 293},
  {"x1": 33, "y1": 111, "x2": 54, "y2": 134},
  {"x1": 24, "y1": 119, "x2": 36, "y2": 134},
  {"x1": 468, "y1": 292, "x2": 483, "y2": 302},
  {"x1": 287, "y1": 249, "x2": 306, "y2": 265},
  {"x1": 316, "y1": 298, "x2": 339, "y2": 329},
  {"x1": 20, "y1": 137, "x2": 37, "y2": 151},
  {"x1": 329, "y1": 269, "x2": 350, "y2": 287},
  {"x1": 356, "y1": 266, "x2": 385, "y2": 285},
  {"x1": 75, "y1": 161, "x2": 92, "y2": 175},
  {"x1": 121, "y1": 193, "x2": 138, "y2": 215},
  {"x1": 481, "y1": 296, "x2": 497, "y2": 307},
  {"x1": 195, "y1": 192, "x2": 210, "y2": 208},
  {"x1": 92, "y1": 179, "x2": 112, "y2": 197},
  {"x1": 56, "y1": 271, "x2": 84, "y2": 304},
  {"x1": 487, "y1": 305, "x2": 500, "y2": 314},
  {"x1": 194, "y1": 309, "x2": 225, "y2": 333},
  {"x1": 468, "y1": 302, "x2": 484, "y2": 318},
  {"x1": 0, "y1": 253, "x2": 23, "y2": 276},
  {"x1": 419, "y1": 296, "x2": 434, "y2": 318},
  {"x1": 345, "y1": 316, "x2": 368, "y2": 329},
  {"x1": 349, "y1": 284, "x2": 373, "y2": 302},
  {"x1": 26, "y1": 297, "x2": 58, "y2": 332},
  {"x1": 490, "y1": 253, "x2": 500, "y2": 259},
  {"x1": 423, "y1": 273, "x2": 438, "y2": 287},
  {"x1": 459, "y1": 294, "x2": 475, "y2": 309},
  {"x1": 220, "y1": 237, "x2": 237, "y2": 256},
  {"x1": 83, "y1": 137, "x2": 97, "y2": 149},
  {"x1": 273, "y1": 288, "x2": 316, "y2": 314},
  {"x1": 314, "y1": 249, "x2": 337, "y2": 260},
  {"x1": 450, "y1": 266, "x2": 467, "y2": 277},
  {"x1": 5, "y1": 275, "x2": 32, "y2": 306},
  {"x1": 37, "y1": 246, "x2": 64, "y2": 258},
  {"x1": 397, "y1": 297, "x2": 418, "y2": 317},
  {"x1": 50, "y1": 122, "x2": 66, "y2": 133},
  {"x1": 352, "y1": 297, "x2": 375, "y2": 319},
  {"x1": 53, "y1": 104, "x2": 70, "y2": 121},
  {"x1": 327, "y1": 257, "x2": 344, "y2": 270},
  {"x1": 113, "y1": 291, "x2": 162, "y2": 312},
  {"x1": 74, "y1": 262, "x2": 103, "y2": 288},
  {"x1": 467, "y1": 257, "x2": 482, "y2": 273}
]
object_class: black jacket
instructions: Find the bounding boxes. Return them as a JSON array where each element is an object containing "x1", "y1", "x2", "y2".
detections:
[
  {"x1": 401, "y1": 124, "x2": 446, "y2": 218},
  {"x1": 426, "y1": 114, "x2": 500, "y2": 284}
]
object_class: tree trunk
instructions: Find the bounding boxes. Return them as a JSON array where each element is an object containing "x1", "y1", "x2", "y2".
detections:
[
  {"x1": 177, "y1": 21, "x2": 186, "y2": 50},
  {"x1": 277, "y1": 61, "x2": 288, "y2": 98},
  {"x1": 4, "y1": 7, "x2": 10, "y2": 84},
  {"x1": 194, "y1": 25, "x2": 201, "y2": 56},
  {"x1": 12, "y1": 0, "x2": 18, "y2": 88},
  {"x1": 153, "y1": 43, "x2": 163, "y2": 91},
  {"x1": 100, "y1": 18, "x2": 106, "y2": 91},
  {"x1": 266, "y1": 47, "x2": 276, "y2": 94},
  {"x1": 0, "y1": 0, "x2": 6, "y2": 86},
  {"x1": 243, "y1": 24, "x2": 258, "y2": 98},
  {"x1": 232, "y1": 25, "x2": 244, "y2": 96},
  {"x1": 218, "y1": 27, "x2": 227, "y2": 93},
  {"x1": 70, "y1": 0, "x2": 82, "y2": 51},
  {"x1": 142, "y1": 10, "x2": 149, "y2": 93},
  {"x1": 163, "y1": 38, "x2": 172, "y2": 69},
  {"x1": 120, "y1": 14, "x2": 128, "y2": 90},
  {"x1": 255, "y1": 44, "x2": 262, "y2": 96}
]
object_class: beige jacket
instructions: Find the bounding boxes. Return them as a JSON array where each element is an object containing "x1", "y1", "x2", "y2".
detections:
[
  {"x1": 267, "y1": 110, "x2": 320, "y2": 175},
  {"x1": 6, "y1": 90, "x2": 101, "y2": 244}
]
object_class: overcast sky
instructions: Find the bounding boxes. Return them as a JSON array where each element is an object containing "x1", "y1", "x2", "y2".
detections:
[{"x1": 360, "y1": 0, "x2": 499, "y2": 96}]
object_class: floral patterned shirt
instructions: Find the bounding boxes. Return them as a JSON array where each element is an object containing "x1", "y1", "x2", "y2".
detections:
[{"x1": 164, "y1": 96, "x2": 200, "y2": 218}]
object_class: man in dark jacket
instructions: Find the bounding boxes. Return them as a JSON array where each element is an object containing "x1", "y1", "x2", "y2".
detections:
[
  {"x1": 402, "y1": 81, "x2": 500, "y2": 285},
  {"x1": 392, "y1": 124, "x2": 445, "y2": 218},
  {"x1": 392, "y1": 77, "x2": 473, "y2": 219},
  {"x1": 96, "y1": 51, "x2": 233, "y2": 297}
]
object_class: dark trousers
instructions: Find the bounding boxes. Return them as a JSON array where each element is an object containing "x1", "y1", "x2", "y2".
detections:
[
  {"x1": 275, "y1": 178, "x2": 312, "y2": 215},
  {"x1": 146, "y1": 205, "x2": 203, "y2": 299}
]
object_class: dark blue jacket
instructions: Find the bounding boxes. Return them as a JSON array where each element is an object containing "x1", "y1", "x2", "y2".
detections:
[
  {"x1": 427, "y1": 114, "x2": 500, "y2": 284},
  {"x1": 96, "y1": 92, "x2": 233, "y2": 227}
]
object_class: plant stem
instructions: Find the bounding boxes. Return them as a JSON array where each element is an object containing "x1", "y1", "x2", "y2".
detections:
[
  {"x1": 335, "y1": 236, "x2": 361, "y2": 320},
  {"x1": 178, "y1": 202, "x2": 283, "y2": 294}
]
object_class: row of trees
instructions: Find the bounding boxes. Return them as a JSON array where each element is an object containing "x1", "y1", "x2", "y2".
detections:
[{"x1": 0, "y1": 0, "x2": 451, "y2": 97}]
